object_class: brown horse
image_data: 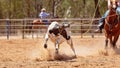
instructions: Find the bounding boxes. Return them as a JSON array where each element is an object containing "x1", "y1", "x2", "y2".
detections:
[
  {"x1": 32, "y1": 16, "x2": 59, "y2": 33},
  {"x1": 31, "y1": 19, "x2": 51, "y2": 38},
  {"x1": 32, "y1": 19, "x2": 51, "y2": 31},
  {"x1": 104, "y1": 0, "x2": 120, "y2": 49}
]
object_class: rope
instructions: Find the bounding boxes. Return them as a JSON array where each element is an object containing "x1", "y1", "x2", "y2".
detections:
[{"x1": 82, "y1": 0, "x2": 101, "y2": 35}]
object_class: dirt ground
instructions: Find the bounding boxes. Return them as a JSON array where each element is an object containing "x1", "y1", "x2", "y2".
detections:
[{"x1": 0, "y1": 36, "x2": 120, "y2": 68}]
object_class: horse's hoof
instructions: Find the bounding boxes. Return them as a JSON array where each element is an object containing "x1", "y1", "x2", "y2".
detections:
[{"x1": 44, "y1": 44, "x2": 47, "y2": 49}]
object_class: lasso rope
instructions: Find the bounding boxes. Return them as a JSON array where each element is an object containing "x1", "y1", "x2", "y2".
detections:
[{"x1": 82, "y1": 0, "x2": 101, "y2": 35}]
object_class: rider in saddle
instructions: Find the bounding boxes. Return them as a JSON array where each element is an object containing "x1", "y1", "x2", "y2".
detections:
[
  {"x1": 39, "y1": 8, "x2": 50, "y2": 25},
  {"x1": 95, "y1": 0, "x2": 120, "y2": 33}
]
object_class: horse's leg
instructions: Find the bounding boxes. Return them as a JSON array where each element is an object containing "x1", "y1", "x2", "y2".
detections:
[
  {"x1": 109, "y1": 36, "x2": 113, "y2": 48},
  {"x1": 67, "y1": 38, "x2": 76, "y2": 57},
  {"x1": 113, "y1": 35, "x2": 119, "y2": 48},
  {"x1": 105, "y1": 38, "x2": 108, "y2": 49},
  {"x1": 31, "y1": 25, "x2": 34, "y2": 39},
  {"x1": 105, "y1": 33, "x2": 109, "y2": 49}
]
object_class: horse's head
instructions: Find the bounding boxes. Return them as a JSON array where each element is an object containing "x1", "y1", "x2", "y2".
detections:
[
  {"x1": 107, "y1": 0, "x2": 118, "y2": 22},
  {"x1": 110, "y1": 0, "x2": 118, "y2": 9},
  {"x1": 105, "y1": 0, "x2": 119, "y2": 31}
]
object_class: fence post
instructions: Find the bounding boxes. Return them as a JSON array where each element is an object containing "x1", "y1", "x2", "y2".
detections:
[
  {"x1": 91, "y1": 31, "x2": 94, "y2": 38},
  {"x1": 80, "y1": 21, "x2": 83, "y2": 38},
  {"x1": 91, "y1": 20, "x2": 94, "y2": 38},
  {"x1": 32, "y1": 20, "x2": 34, "y2": 39},
  {"x1": 22, "y1": 19, "x2": 25, "y2": 39},
  {"x1": 6, "y1": 18, "x2": 10, "y2": 40}
]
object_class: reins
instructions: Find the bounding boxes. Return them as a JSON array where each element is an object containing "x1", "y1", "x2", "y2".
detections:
[
  {"x1": 105, "y1": 8, "x2": 118, "y2": 31},
  {"x1": 105, "y1": 19, "x2": 112, "y2": 30},
  {"x1": 107, "y1": 13, "x2": 117, "y2": 18},
  {"x1": 106, "y1": 8, "x2": 117, "y2": 18}
]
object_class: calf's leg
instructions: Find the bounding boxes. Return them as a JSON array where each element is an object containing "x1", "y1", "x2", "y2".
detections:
[
  {"x1": 67, "y1": 38, "x2": 76, "y2": 57},
  {"x1": 44, "y1": 33, "x2": 49, "y2": 48}
]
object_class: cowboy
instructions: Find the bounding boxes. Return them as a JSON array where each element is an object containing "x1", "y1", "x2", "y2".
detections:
[
  {"x1": 39, "y1": 8, "x2": 50, "y2": 25},
  {"x1": 95, "y1": 0, "x2": 120, "y2": 33}
]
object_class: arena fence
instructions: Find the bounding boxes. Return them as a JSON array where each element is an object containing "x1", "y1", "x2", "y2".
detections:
[{"x1": 0, "y1": 18, "x2": 103, "y2": 39}]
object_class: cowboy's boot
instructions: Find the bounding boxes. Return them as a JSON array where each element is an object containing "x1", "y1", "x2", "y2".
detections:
[{"x1": 95, "y1": 25, "x2": 102, "y2": 33}]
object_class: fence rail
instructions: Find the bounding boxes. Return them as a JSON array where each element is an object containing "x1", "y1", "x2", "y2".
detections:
[{"x1": 0, "y1": 18, "x2": 102, "y2": 39}]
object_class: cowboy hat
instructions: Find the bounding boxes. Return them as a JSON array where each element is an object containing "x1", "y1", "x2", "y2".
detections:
[{"x1": 41, "y1": 8, "x2": 46, "y2": 11}]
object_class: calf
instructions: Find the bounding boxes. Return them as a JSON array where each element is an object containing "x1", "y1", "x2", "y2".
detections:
[{"x1": 44, "y1": 21, "x2": 76, "y2": 57}]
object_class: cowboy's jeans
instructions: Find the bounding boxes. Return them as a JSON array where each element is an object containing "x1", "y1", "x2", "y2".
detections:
[
  {"x1": 42, "y1": 20, "x2": 49, "y2": 25},
  {"x1": 98, "y1": 10, "x2": 109, "y2": 29},
  {"x1": 116, "y1": 6, "x2": 120, "y2": 15}
]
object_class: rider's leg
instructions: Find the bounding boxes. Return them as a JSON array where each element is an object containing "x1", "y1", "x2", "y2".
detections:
[
  {"x1": 42, "y1": 20, "x2": 49, "y2": 25},
  {"x1": 98, "y1": 18, "x2": 105, "y2": 30},
  {"x1": 96, "y1": 10, "x2": 109, "y2": 33},
  {"x1": 116, "y1": 6, "x2": 120, "y2": 21},
  {"x1": 116, "y1": 6, "x2": 120, "y2": 15}
]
